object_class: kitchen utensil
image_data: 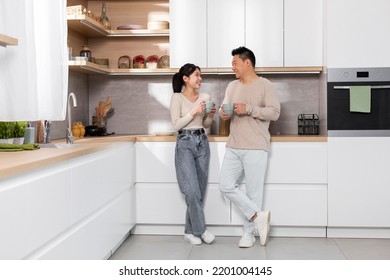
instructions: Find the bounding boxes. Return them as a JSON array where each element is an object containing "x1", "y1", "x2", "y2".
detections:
[{"x1": 85, "y1": 125, "x2": 107, "y2": 136}]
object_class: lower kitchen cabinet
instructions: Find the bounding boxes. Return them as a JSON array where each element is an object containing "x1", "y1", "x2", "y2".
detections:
[
  {"x1": 0, "y1": 142, "x2": 136, "y2": 260},
  {"x1": 328, "y1": 137, "x2": 390, "y2": 238},
  {"x1": 0, "y1": 165, "x2": 72, "y2": 260},
  {"x1": 136, "y1": 183, "x2": 230, "y2": 226},
  {"x1": 135, "y1": 141, "x2": 327, "y2": 237}
]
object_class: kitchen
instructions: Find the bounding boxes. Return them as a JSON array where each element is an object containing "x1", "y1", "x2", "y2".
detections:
[{"x1": 1, "y1": 0, "x2": 390, "y2": 266}]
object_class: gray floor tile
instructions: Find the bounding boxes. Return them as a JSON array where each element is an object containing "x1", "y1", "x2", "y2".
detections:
[
  {"x1": 188, "y1": 236, "x2": 266, "y2": 260},
  {"x1": 265, "y1": 237, "x2": 346, "y2": 260},
  {"x1": 109, "y1": 235, "x2": 192, "y2": 260},
  {"x1": 109, "y1": 234, "x2": 390, "y2": 260},
  {"x1": 334, "y1": 238, "x2": 390, "y2": 260}
]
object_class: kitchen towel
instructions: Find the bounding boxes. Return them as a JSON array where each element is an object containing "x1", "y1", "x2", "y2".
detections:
[
  {"x1": 349, "y1": 85, "x2": 371, "y2": 113},
  {"x1": 0, "y1": 143, "x2": 40, "y2": 152}
]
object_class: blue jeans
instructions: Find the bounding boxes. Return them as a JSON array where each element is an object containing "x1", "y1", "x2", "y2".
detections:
[
  {"x1": 175, "y1": 133, "x2": 210, "y2": 236},
  {"x1": 219, "y1": 148, "x2": 268, "y2": 234}
]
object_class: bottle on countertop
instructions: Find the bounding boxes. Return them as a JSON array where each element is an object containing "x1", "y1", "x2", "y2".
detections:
[
  {"x1": 100, "y1": 2, "x2": 111, "y2": 29},
  {"x1": 80, "y1": 45, "x2": 92, "y2": 62}
]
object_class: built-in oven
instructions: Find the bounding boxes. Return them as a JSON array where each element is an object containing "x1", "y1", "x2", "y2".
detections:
[{"x1": 327, "y1": 67, "x2": 390, "y2": 136}]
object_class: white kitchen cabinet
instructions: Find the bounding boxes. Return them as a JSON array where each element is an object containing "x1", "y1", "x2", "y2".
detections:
[
  {"x1": 246, "y1": 0, "x2": 283, "y2": 67},
  {"x1": 326, "y1": 0, "x2": 390, "y2": 67},
  {"x1": 231, "y1": 142, "x2": 328, "y2": 237},
  {"x1": 135, "y1": 142, "x2": 230, "y2": 229},
  {"x1": 0, "y1": 142, "x2": 136, "y2": 260},
  {"x1": 170, "y1": 0, "x2": 322, "y2": 68},
  {"x1": 207, "y1": 0, "x2": 245, "y2": 68},
  {"x1": 135, "y1": 141, "x2": 327, "y2": 237},
  {"x1": 136, "y1": 183, "x2": 229, "y2": 226},
  {"x1": 0, "y1": 165, "x2": 72, "y2": 260},
  {"x1": 284, "y1": 0, "x2": 323, "y2": 67},
  {"x1": 328, "y1": 137, "x2": 390, "y2": 238},
  {"x1": 169, "y1": 0, "x2": 207, "y2": 68}
]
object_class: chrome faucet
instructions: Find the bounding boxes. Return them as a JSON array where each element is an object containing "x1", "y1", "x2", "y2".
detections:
[{"x1": 66, "y1": 92, "x2": 78, "y2": 143}]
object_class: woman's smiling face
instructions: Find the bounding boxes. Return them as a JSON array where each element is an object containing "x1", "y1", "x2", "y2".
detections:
[{"x1": 184, "y1": 68, "x2": 202, "y2": 89}]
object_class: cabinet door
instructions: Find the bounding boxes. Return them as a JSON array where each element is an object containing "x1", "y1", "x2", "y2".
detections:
[
  {"x1": 326, "y1": 0, "x2": 390, "y2": 67},
  {"x1": 136, "y1": 142, "x2": 177, "y2": 183},
  {"x1": 284, "y1": 0, "x2": 323, "y2": 66},
  {"x1": 231, "y1": 184, "x2": 327, "y2": 227},
  {"x1": 328, "y1": 137, "x2": 390, "y2": 228},
  {"x1": 136, "y1": 183, "x2": 230, "y2": 225},
  {"x1": 207, "y1": 0, "x2": 245, "y2": 67},
  {"x1": 170, "y1": 0, "x2": 207, "y2": 68},
  {"x1": 0, "y1": 165, "x2": 71, "y2": 260},
  {"x1": 246, "y1": 0, "x2": 283, "y2": 67}
]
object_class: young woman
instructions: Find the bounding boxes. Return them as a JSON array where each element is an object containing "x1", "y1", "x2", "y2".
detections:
[{"x1": 170, "y1": 63, "x2": 216, "y2": 245}]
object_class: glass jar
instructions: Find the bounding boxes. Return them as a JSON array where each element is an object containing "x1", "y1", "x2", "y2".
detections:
[{"x1": 80, "y1": 45, "x2": 92, "y2": 62}]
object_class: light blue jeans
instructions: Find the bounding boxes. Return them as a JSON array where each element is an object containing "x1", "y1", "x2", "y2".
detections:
[
  {"x1": 175, "y1": 133, "x2": 210, "y2": 236},
  {"x1": 219, "y1": 148, "x2": 268, "y2": 234}
]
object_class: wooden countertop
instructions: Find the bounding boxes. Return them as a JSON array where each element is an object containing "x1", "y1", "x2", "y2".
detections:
[
  {"x1": 136, "y1": 134, "x2": 328, "y2": 142},
  {"x1": 0, "y1": 134, "x2": 326, "y2": 181}
]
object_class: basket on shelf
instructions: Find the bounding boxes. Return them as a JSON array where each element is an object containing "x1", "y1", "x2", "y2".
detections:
[{"x1": 298, "y1": 114, "x2": 320, "y2": 135}]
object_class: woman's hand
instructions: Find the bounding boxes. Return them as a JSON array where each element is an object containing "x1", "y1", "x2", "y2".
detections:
[
  {"x1": 207, "y1": 104, "x2": 217, "y2": 118},
  {"x1": 191, "y1": 100, "x2": 206, "y2": 117}
]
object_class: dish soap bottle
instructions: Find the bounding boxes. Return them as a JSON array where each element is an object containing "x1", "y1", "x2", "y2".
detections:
[{"x1": 101, "y1": 2, "x2": 111, "y2": 30}]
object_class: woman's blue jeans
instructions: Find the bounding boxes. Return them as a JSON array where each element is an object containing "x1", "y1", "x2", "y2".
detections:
[{"x1": 175, "y1": 133, "x2": 210, "y2": 236}]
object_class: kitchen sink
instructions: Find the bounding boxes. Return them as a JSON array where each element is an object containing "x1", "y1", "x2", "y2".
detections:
[{"x1": 39, "y1": 143, "x2": 82, "y2": 148}]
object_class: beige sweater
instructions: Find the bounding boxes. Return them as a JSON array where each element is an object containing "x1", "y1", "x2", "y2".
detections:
[
  {"x1": 170, "y1": 92, "x2": 213, "y2": 131},
  {"x1": 223, "y1": 77, "x2": 280, "y2": 151}
]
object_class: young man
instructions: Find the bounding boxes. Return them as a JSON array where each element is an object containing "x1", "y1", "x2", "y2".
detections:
[{"x1": 219, "y1": 46, "x2": 281, "y2": 247}]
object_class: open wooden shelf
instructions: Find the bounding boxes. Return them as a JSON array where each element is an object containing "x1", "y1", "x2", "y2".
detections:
[
  {"x1": 67, "y1": 15, "x2": 169, "y2": 37},
  {"x1": 69, "y1": 61, "x2": 323, "y2": 76},
  {"x1": 0, "y1": 33, "x2": 18, "y2": 47}
]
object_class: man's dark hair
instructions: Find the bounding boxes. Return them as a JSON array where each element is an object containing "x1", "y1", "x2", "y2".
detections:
[{"x1": 231, "y1": 46, "x2": 256, "y2": 68}]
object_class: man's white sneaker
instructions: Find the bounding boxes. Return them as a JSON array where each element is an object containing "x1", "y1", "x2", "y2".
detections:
[
  {"x1": 254, "y1": 211, "x2": 271, "y2": 246},
  {"x1": 238, "y1": 232, "x2": 255, "y2": 248},
  {"x1": 184, "y1": 234, "x2": 202, "y2": 245},
  {"x1": 201, "y1": 230, "x2": 215, "y2": 244}
]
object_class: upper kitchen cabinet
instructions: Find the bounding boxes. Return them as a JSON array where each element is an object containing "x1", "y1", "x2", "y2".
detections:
[
  {"x1": 170, "y1": 0, "x2": 323, "y2": 70},
  {"x1": 67, "y1": 0, "x2": 170, "y2": 74},
  {"x1": 169, "y1": 0, "x2": 207, "y2": 68},
  {"x1": 326, "y1": 0, "x2": 390, "y2": 68},
  {"x1": 246, "y1": 0, "x2": 283, "y2": 67},
  {"x1": 284, "y1": 0, "x2": 323, "y2": 67},
  {"x1": 207, "y1": 0, "x2": 245, "y2": 68}
]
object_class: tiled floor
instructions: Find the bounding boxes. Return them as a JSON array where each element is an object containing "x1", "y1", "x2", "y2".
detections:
[{"x1": 109, "y1": 234, "x2": 390, "y2": 260}]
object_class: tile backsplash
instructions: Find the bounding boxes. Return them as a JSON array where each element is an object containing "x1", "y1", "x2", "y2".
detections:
[{"x1": 51, "y1": 71, "x2": 327, "y2": 139}]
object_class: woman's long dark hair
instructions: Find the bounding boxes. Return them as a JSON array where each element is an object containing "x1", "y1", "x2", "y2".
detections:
[{"x1": 172, "y1": 63, "x2": 201, "y2": 93}]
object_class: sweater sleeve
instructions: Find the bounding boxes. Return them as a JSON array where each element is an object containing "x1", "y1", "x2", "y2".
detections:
[{"x1": 250, "y1": 82, "x2": 281, "y2": 121}]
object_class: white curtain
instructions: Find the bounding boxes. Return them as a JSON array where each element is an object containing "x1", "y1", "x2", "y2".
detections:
[{"x1": 0, "y1": 0, "x2": 68, "y2": 121}]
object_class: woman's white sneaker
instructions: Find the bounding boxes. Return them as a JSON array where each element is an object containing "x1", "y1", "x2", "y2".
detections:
[
  {"x1": 201, "y1": 230, "x2": 215, "y2": 244},
  {"x1": 184, "y1": 234, "x2": 202, "y2": 245},
  {"x1": 238, "y1": 232, "x2": 255, "y2": 248}
]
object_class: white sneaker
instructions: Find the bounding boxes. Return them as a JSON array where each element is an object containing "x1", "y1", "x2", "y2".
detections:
[
  {"x1": 184, "y1": 234, "x2": 202, "y2": 245},
  {"x1": 238, "y1": 232, "x2": 255, "y2": 248},
  {"x1": 201, "y1": 230, "x2": 215, "y2": 244},
  {"x1": 254, "y1": 211, "x2": 271, "y2": 246}
]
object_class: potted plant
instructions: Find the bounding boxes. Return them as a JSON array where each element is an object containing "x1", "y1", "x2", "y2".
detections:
[
  {"x1": 0, "y1": 122, "x2": 15, "y2": 144},
  {"x1": 13, "y1": 121, "x2": 27, "y2": 144}
]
